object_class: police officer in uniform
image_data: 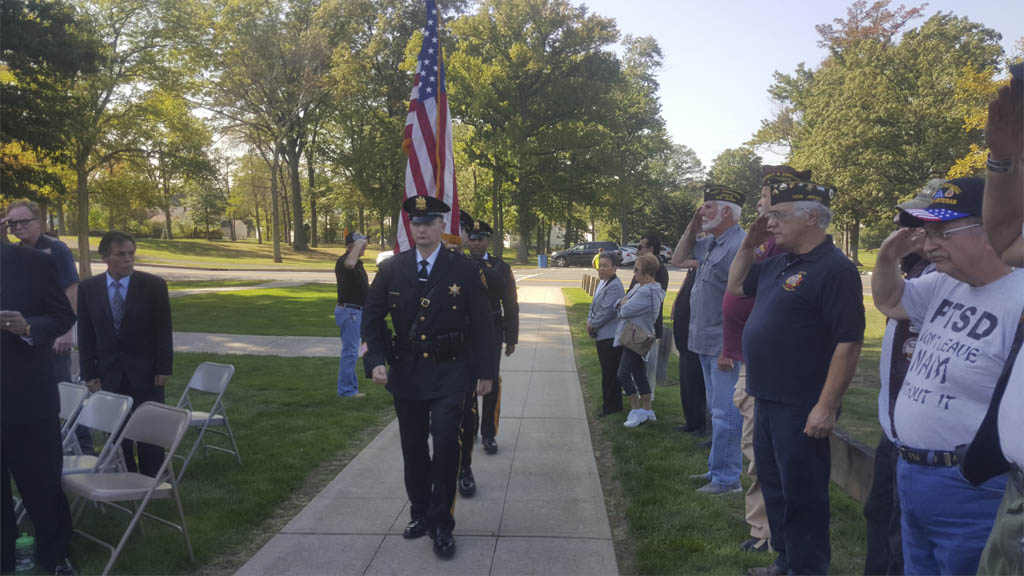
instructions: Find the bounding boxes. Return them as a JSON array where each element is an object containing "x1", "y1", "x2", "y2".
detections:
[
  {"x1": 455, "y1": 213, "x2": 518, "y2": 496},
  {"x1": 362, "y1": 195, "x2": 495, "y2": 559}
]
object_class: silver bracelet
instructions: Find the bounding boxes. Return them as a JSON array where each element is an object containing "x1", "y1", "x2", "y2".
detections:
[{"x1": 987, "y1": 155, "x2": 1013, "y2": 173}]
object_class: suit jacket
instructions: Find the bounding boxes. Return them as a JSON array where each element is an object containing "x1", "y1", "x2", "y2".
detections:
[
  {"x1": 361, "y1": 246, "x2": 495, "y2": 400},
  {"x1": 1, "y1": 244, "x2": 77, "y2": 427},
  {"x1": 588, "y1": 276, "x2": 624, "y2": 341},
  {"x1": 77, "y1": 269, "x2": 173, "y2": 391}
]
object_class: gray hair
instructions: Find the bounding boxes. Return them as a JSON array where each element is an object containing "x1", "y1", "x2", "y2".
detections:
[
  {"x1": 792, "y1": 201, "x2": 832, "y2": 230},
  {"x1": 708, "y1": 200, "x2": 742, "y2": 223}
]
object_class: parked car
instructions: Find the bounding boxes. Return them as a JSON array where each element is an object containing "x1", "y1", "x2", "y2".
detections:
[
  {"x1": 623, "y1": 243, "x2": 672, "y2": 264},
  {"x1": 549, "y1": 241, "x2": 623, "y2": 268}
]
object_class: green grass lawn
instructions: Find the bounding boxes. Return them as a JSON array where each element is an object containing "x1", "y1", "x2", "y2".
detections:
[
  {"x1": 166, "y1": 280, "x2": 268, "y2": 290},
  {"x1": 856, "y1": 249, "x2": 878, "y2": 273},
  {"x1": 68, "y1": 352, "x2": 393, "y2": 575},
  {"x1": 172, "y1": 284, "x2": 338, "y2": 337},
  {"x1": 563, "y1": 288, "x2": 868, "y2": 575}
]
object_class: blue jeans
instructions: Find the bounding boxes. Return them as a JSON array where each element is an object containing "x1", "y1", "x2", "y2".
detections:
[
  {"x1": 334, "y1": 306, "x2": 362, "y2": 397},
  {"x1": 898, "y1": 458, "x2": 1006, "y2": 575},
  {"x1": 699, "y1": 354, "x2": 742, "y2": 487}
]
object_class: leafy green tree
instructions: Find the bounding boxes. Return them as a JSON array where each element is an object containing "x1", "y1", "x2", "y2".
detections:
[{"x1": 707, "y1": 147, "x2": 763, "y2": 226}]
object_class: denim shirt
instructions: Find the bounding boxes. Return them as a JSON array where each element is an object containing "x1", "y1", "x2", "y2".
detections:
[{"x1": 688, "y1": 224, "x2": 744, "y2": 356}]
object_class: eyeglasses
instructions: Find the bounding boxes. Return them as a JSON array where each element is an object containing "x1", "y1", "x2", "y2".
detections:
[
  {"x1": 766, "y1": 210, "x2": 793, "y2": 222},
  {"x1": 6, "y1": 218, "x2": 36, "y2": 228},
  {"x1": 922, "y1": 223, "x2": 980, "y2": 241}
]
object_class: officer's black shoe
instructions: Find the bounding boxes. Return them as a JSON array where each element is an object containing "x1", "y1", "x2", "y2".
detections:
[
  {"x1": 403, "y1": 517, "x2": 430, "y2": 539},
  {"x1": 432, "y1": 527, "x2": 456, "y2": 559},
  {"x1": 483, "y1": 436, "x2": 498, "y2": 454},
  {"x1": 458, "y1": 467, "x2": 477, "y2": 497}
]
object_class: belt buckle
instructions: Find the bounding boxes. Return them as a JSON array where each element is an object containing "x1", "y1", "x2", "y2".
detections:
[
  {"x1": 420, "y1": 297, "x2": 431, "y2": 308},
  {"x1": 943, "y1": 452, "x2": 952, "y2": 467}
]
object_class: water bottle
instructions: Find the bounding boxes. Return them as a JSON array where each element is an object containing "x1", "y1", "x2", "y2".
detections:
[{"x1": 14, "y1": 533, "x2": 34, "y2": 572}]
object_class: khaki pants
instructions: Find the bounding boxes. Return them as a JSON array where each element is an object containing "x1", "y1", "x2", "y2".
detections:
[
  {"x1": 734, "y1": 383, "x2": 770, "y2": 541},
  {"x1": 978, "y1": 467, "x2": 1024, "y2": 575}
]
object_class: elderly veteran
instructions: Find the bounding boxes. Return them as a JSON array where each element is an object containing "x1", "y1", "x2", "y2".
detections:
[
  {"x1": 873, "y1": 177, "x2": 1024, "y2": 575},
  {"x1": 729, "y1": 180, "x2": 865, "y2": 576},
  {"x1": 673, "y1": 184, "x2": 747, "y2": 494},
  {"x1": 722, "y1": 165, "x2": 808, "y2": 553}
]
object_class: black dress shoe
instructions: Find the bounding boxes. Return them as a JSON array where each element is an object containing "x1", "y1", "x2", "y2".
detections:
[
  {"x1": 403, "y1": 517, "x2": 430, "y2": 539},
  {"x1": 482, "y1": 436, "x2": 498, "y2": 454},
  {"x1": 53, "y1": 557, "x2": 78, "y2": 576},
  {"x1": 458, "y1": 466, "x2": 477, "y2": 497},
  {"x1": 432, "y1": 527, "x2": 456, "y2": 558},
  {"x1": 740, "y1": 537, "x2": 770, "y2": 553}
]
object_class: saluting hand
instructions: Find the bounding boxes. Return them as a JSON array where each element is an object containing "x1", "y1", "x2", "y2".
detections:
[
  {"x1": 372, "y1": 365, "x2": 388, "y2": 385},
  {"x1": 804, "y1": 402, "x2": 836, "y2": 439},
  {"x1": 878, "y1": 227, "x2": 924, "y2": 264},
  {"x1": 477, "y1": 379, "x2": 493, "y2": 396},
  {"x1": 742, "y1": 215, "x2": 772, "y2": 249}
]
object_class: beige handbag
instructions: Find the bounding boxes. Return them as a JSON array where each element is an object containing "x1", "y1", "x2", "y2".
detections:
[{"x1": 621, "y1": 287, "x2": 657, "y2": 355}]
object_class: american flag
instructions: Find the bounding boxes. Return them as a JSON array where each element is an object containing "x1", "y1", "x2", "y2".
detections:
[{"x1": 396, "y1": 0, "x2": 459, "y2": 252}]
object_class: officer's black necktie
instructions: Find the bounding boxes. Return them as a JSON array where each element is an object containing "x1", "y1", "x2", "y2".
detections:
[{"x1": 418, "y1": 259, "x2": 429, "y2": 292}]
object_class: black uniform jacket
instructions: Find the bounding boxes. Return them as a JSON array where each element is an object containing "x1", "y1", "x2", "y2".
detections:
[
  {"x1": 1, "y1": 244, "x2": 77, "y2": 427},
  {"x1": 478, "y1": 255, "x2": 519, "y2": 346},
  {"x1": 78, "y1": 270, "x2": 173, "y2": 391},
  {"x1": 362, "y1": 246, "x2": 496, "y2": 400}
]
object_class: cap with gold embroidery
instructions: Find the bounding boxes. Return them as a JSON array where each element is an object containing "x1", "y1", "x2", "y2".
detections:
[
  {"x1": 769, "y1": 181, "x2": 837, "y2": 207},
  {"x1": 900, "y1": 177, "x2": 983, "y2": 224},
  {"x1": 403, "y1": 195, "x2": 450, "y2": 223},
  {"x1": 704, "y1": 184, "x2": 745, "y2": 207},
  {"x1": 761, "y1": 165, "x2": 812, "y2": 187},
  {"x1": 468, "y1": 219, "x2": 492, "y2": 239},
  {"x1": 459, "y1": 210, "x2": 474, "y2": 231}
]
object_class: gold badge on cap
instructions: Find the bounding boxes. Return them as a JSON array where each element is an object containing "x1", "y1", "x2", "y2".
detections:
[
  {"x1": 415, "y1": 196, "x2": 427, "y2": 210},
  {"x1": 448, "y1": 283, "x2": 461, "y2": 296},
  {"x1": 473, "y1": 221, "x2": 480, "y2": 231}
]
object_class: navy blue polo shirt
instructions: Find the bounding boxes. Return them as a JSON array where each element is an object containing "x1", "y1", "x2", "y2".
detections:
[
  {"x1": 26, "y1": 234, "x2": 80, "y2": 290},
  {"x1": 742, "y1": 237, "x2": 864, "y2": 407}
]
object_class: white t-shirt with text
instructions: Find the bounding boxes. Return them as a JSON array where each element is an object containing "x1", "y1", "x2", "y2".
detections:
[{"x1": 894, "y1": 269, "x2": 1024, "y2": 451}]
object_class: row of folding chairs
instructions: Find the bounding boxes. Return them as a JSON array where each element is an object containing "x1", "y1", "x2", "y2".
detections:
[{"x1": 48, "y1": 362, "x2": 240, "y2": 575}]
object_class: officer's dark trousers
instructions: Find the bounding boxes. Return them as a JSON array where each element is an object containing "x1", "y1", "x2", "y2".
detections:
[
  {"x1": 863, "y1": 434, "x2": 903, "y2": 575},
  {"x1": 460, "y1": 387, "x2": 478, "y2": 468},
  {"x1": 394, "y1": 391, "x2": 465, "y2": 532},
  {"x1": 754, "y1": 398, "x2": 831, "y2": 575},
  {"x1": 479, "y1": 341, "x2": 502, "y2": 439},
  {"x1": 1, "y1": 417, "x2": 72, "y2": 573},
  {"x1": 596, "y1": 338, "x2": 623, "y2": 414},
  {"x1": 680, "y1": 350, "x2": 707, "y2": 431}
]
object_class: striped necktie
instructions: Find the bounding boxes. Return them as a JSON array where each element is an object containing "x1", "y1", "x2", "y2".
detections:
[{"x1": 112, "y1": 281, "x2": 125, "y2": 336}]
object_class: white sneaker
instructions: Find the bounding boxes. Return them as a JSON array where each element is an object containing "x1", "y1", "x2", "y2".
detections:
[
  {"x1": 623, "y1": 409, "x2": 646, "y2": 428},
  {"x1": 645, "y1": 409, "x2": 657, "y2": 422}
]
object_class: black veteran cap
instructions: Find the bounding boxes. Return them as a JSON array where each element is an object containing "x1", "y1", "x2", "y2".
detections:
[
  {"x1": 403, "y1": 195, "x2": 450, "y2": 223},
  {"x1": 769, "y1": 180, "x2": 837, "y2": 207},
  {"x1": 459, "y1": 210, "x2": 474, "y2": 231},
  {"x1": 468, "y1": 219, "x2": 492, "y2": 239},
  {"x1": 761, "y1": 165, "x2": 812, "y2": 187},
  {"x1": 704, "y1": 184, "x2": 745, "y2": 206},
  {"x1": 900, "y1": 177, "x2": 983, "y2": 224}
]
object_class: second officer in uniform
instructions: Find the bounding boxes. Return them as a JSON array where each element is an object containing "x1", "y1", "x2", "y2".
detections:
[{"x1": 361, "y1": 195, "x2": 495, "y2": 559}]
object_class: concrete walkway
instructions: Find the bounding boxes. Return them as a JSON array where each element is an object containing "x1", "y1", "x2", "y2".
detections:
[{"x1": 235, "y1": 286, "x2": 617, "y2": 576}]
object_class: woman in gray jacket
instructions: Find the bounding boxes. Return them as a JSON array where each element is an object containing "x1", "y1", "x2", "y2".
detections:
[
  {"x1": 614, "y1": 254, "x2": 666, "y2": 428},
  {"x1": 588, "y1": 252, "x2": 626, "y2": 417}
]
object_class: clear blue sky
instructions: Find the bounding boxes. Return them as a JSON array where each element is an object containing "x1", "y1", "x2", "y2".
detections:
[{"x1": 580, "y1": 0, "x2": 1024, "y2": 168}]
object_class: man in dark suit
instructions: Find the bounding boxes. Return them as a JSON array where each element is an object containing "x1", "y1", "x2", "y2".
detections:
[
  {"x1": 1, "y1": 242, "x2": 77, "y2": 574},
  {"x1": 77, "y1": 231, "x2": 173, "y2": 477},
  {"x1": 362, "y1": 195, "x2": 495, "y2": 559}
]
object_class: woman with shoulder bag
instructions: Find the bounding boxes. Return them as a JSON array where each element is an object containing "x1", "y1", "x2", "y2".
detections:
[{"x1": 614, "y1": 254, "x2": 666, "y2": 428}]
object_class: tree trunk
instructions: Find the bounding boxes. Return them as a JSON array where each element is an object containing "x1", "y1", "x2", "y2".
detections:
[
  {"x1": 56, "y1": 201, "x2": 65, "y2": 235},
  {"x1": 358, "y1": 206, "x2": 365, "y2": 236},
  {"x1": 248, "y1": 156, "x2": 262, "y2": 244},
  {"x1": 285, "y1": 137, "x2": 307, "y2": 251},
  {"x1": 161, "y1": 176, "x2": 174, "y2": 240},
  {"x1": 850, "y1": 217, "x2": 862, "y2": 266},
  {"x1": 270, "y1": 145, "x2": 283, "y2": 263},
  {"x1": 378, "y1": 212, "x2": 385, "y2": 246},
  {"x1": 491, "y1": 173, "x2": 501, "y2": 257},
  {"x1": 75, "y1": 158, "x2": 92, "y2": 278},
  {"x1": 306, "y1": 136, "x2": 318, "y2": 247}
]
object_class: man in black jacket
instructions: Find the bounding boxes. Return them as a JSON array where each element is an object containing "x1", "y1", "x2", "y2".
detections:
[
  {"x1": 362, "y1": 195, "x2": 495, "y2": 559},
  {"x1": 78, "y1": 231, "x2": 173, "y2": 477},
  {"x1": 1, "y1": 242, "x2": 77, "y2": 574}
]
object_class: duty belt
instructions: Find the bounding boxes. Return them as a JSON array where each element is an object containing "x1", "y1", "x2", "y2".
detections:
[{"x1": 898, "y1": 445, "x2": 960, "y2": 467}]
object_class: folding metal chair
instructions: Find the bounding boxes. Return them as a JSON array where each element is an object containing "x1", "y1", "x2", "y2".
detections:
[
  {"x1": 62, "y1": 391, "x2": 133, "y2": 475},
  {"x1": 62, "y1": 402, "x2": 193, "y2": 576},
  {"x1": 174, "y1": 362, "x2": 240, "y2": 481},
  {"x1": 58, "y1": 382, "x2": 89, "y2": 452}
]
